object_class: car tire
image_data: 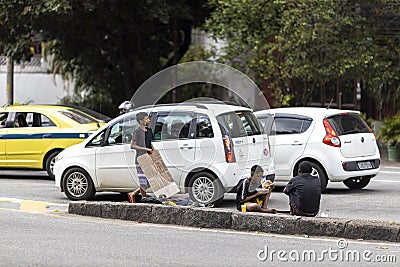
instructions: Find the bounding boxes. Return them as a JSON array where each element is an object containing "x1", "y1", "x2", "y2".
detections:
[
  {"x1": 188, "y1": 172, "x2": 224, "y2": 205},
  {"x1": 63, "y1": 167, "x2": 96, "y2": 201},
  {"x1": 343, "y1": 176, "x2": 371, "y2": 189},
  {"x1": 298, "y1": 161, "x2": 328, "y2": 193},
  {"x1": 45, "y1": 150, "x2": 61, "y2": 180}
]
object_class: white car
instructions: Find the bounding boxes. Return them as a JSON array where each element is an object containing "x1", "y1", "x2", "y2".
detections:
[
  {"x1": 255, "y1": 107, "x2": 380, "y2": 191},
  {"x1": 54, "y1": 102, "x2": 275, "y2": 204}
]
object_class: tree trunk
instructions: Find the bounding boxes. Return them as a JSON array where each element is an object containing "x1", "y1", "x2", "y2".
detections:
[{"x1": 6, "y1": 56, "x2": 14, "y2": 105}]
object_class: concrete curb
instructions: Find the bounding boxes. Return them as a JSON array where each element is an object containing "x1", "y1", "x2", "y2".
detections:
[{"x1": 69, "y1": 202, "x2": 400, "y2": 243}]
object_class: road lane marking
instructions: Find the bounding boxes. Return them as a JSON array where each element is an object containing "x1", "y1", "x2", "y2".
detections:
[
  {"x1": 372, "y1": 179, "x2": 400, "y2": 183},
  {"x1": 381, "y1": 166, "x2": 400, "y2": 169},
  {"x1": 379, "y1": 170, "x2": 400, "y2": 174},
  {"x1": 20, "y1": 200, "x2": 47, "y2": 211},
  {"x1": 0, "y1": 197, "x2": 68, "y2": 206},
  {"x1": 0, "y1": 197, "x2": 68, "y2": 212}
]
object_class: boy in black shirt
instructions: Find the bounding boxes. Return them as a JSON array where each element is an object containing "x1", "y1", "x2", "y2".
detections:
[
  {"x1": 127, "y1": 112, "x2": 154, "y2": 203},
  {"x1": 283, "y1": 161, "x2": 321, "y2": 216},
  {"x1": 236, "y1": 165, "x2": 276, "y2": 213}
]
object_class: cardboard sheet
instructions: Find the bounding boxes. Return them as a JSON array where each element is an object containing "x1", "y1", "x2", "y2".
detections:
[{"x1": 137, "y1": 149, "x2": 180, "y2": 198}]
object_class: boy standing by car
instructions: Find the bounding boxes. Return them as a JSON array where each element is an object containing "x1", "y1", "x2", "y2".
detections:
[
  {"x1": 236, "y1": 165, "x2": 276, "y2": 213},
  {"x1": 283, "y1": 161, "x2": 321, "y2": 217},
  {"x1": 127, "y1": 112, "x2": 154, "y2": 203}
]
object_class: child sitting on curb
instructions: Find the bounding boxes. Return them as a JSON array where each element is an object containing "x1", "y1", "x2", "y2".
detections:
[{"x1": 236, "y1": 165, "x2": 276, "y2": 213}]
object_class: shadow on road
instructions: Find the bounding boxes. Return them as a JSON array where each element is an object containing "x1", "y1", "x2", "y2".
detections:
[{"x1": 0, "y1": 171, "x2": 52, "y2": 181}]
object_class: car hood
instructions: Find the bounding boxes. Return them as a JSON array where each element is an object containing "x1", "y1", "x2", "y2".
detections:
[{"x1": 57, "y1": 142, "x2": 85, "y2": 160}]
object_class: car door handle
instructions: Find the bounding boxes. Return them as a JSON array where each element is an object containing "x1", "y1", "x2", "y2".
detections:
[
  {"x1": 43, "y1": 134, "x2": 52, "y2": 138},
  {"x1": 180, "y1": 145, "x2": 193, "y2": 150},
  {"x1": 291, "y1": 141, "x2": 303, "y2": 146}
]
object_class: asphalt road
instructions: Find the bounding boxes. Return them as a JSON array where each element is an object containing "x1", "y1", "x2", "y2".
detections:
[
  {"x1": 0, "y1": 165, "x2": 399, "y2": 223},
  {"x1": 0, "y1": 167, "x2": 400, "y2": 266},
  {"x1": 1, "y1": 209, "x2": 399, "y2": 266}
]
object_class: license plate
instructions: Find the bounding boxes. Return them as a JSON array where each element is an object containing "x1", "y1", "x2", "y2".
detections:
[{"x1": 358, "y1": 161, "x2": 372, "y2": 170}]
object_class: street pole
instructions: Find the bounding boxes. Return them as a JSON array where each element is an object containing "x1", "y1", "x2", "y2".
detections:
[{"x1": 6, "y1": 56, "x2": 14, "y2": 105}]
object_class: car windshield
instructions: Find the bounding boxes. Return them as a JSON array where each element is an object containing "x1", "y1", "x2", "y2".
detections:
[
  {"x1": 327, "y1": 113, "x2": 371, "y2": 135},
  {"x1": 59, "y1": 110, "x2": 96, "y2": 124},
  {"x1": 217, "y1": 111, "x2": 262, "y2": 137}
]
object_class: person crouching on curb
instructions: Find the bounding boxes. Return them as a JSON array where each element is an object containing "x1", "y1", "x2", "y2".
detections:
[
  {"x1": 283, "y1": 161, "x2": 321, "y2": 217},
  {"x1": 236, "y1": 165, "x2": 276, "y2": 213},
  {"x1": 127, "y1": 112, "x2": 154, "y2": 203}
]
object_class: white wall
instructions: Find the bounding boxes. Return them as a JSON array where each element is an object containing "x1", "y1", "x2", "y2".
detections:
[{"x1": 0, "y1": 73, "x2": 74, "y2": 105}]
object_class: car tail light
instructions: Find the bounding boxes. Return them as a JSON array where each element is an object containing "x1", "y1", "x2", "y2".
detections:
[
  {"x1": 222, "y1": 134, "x2": 236, "y2": 163},
  {"x1": 323, "y1": 118, "x2": 341, "y2": 147}
]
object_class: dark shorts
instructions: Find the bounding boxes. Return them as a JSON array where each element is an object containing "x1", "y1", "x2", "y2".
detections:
[
  {"x1": 137, "y1": 165, "x2": 150, "y2": 190},
  {"x1": 290, "y1": 203, "x2": 318, "y2": 217}
]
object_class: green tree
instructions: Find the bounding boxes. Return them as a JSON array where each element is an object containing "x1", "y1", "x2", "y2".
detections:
[
  {"x1": 206, "y1": 0, "x2": 400, "y2": 116},
  {"x1": 0, "y1": 0, "x2": 210, "y2": 116}
]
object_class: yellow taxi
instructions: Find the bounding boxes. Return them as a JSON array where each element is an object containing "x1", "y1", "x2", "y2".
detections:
[{"x1": 0, "y1": 105, "x2": 106, "y2": 178}]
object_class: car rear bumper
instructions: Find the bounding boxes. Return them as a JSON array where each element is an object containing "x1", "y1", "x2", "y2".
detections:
[{"x1": 342, "y1": 159, "x2": 380, "y2": 172}]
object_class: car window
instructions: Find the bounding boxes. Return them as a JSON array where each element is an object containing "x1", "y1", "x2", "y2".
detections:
[
  {"x1": 327, "y1": 114, "x2": 371, "y2": 135},
  {"x1": 14, "y1": 113, "x2": 29, "y2": 128},
  {"x1": 25, "y1": 112, "x2": 56, "y2": 127},
  {"x1": 271, "y1": 117, "x2": 312, "y2": 135},
  {"x1": 87, "y1": 130, "x2": 106, "y2": 147},
  {"x1": 217, "y1": 111, "x2": 262, "y2": 138},
  {"x1": 196, "y1": 114, "x2": 214, "y2": 138},
  {"x1": 0, "y1": 112, "x2": 8, "y2": 128},
  {"x1": 153, "y1": 113, "x2": 192, "y2": 141},
  {"x1": 107, "y1": 116, "x2": 139, "y2": 145},
  {"x1": 256, "y1": 114, "x2": 274, "y2": 135},
  {"x1": 58, "y1": 110, "x2": 95, "y2": 124}
]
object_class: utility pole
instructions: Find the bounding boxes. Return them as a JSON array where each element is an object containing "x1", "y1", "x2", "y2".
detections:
[{"x1": 6, "y1": 56, "x2": 14, "y2": 105}]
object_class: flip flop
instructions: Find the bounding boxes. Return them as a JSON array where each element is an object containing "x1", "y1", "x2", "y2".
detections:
[{"x1": 127, "y1": 193, "x2": 136, "y2": 203}]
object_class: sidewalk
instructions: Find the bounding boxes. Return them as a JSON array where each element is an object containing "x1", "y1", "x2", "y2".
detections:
[{"x1": 69, "y1": 201, "x2": 400, "y2": 243}]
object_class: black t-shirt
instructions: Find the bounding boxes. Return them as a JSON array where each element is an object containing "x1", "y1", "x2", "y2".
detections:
[
  {"x1": 284, "y1": 174, "x2": 321, "y2": 213},
  {"x1": 235, "y1": 178, "x2": 258, "y2": 210},
  {"x1": 132, "y1": 126, "x2": 153, "y2": 163}
]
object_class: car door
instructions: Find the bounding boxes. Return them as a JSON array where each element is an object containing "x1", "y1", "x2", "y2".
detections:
[
  {"x1": 151, "y1": 111, "x2": 196, "y2": 183},
  {"x1": 94, "y1": 116, "x2": 138, "y2": 189},
  {"x1": 0, "y1": 112, "x2": 9, "y2": 166},
  {"x1": 6, "y1": 112, "x2": 57, "y2": 168},
  {"x1": 239, "y1": 111, "x2": 270, "y2": 168},
  {"x1": 193, "y1": 112, "x2": 220, "y2": 167},
  {"x1": 269, "y1": 114, "x2": 314, "y2": 178},
  {"x1": 216, "y1": 111, "x2": 250, "y2": 172},
  {"x1": 327, "y1": 113, "x2": 378, "y2": 158}
]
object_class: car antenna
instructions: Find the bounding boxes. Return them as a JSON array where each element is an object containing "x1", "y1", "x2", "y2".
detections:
[{"x1": 326, "y1": 98, "x2": 334, "y2": 109}]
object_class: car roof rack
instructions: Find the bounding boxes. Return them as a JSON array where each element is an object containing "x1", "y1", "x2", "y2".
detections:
[
  {"x1": 134, "y1": 103, "x2": 209, "y2": 110},
  {"x1": 186, "y1": 100, "x2": 245, "y2": 107}
]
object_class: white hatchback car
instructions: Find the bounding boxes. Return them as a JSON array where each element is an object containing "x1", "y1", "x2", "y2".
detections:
[
  {"x1": 255, "y1": 107, "x2": 380, "y2": 191},
  {"x1": 54, "y1": 102, "x2": 275, "y2": 204}
]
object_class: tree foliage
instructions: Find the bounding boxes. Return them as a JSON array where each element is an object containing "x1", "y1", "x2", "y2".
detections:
[
  {"x1": 206, "y1": 0, "x2": 400, "y2": 117},
  {"x1": 0, "y1": 0, "x2": 210, "y2": 116}
]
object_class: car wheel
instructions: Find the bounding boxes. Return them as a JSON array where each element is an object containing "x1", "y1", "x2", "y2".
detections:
[
  {"x1": 188, "y1": 172, "x2": 224, "y2": 205},
  {"x1": 298, "y1": 161, "x2": 328, "y2": 192},
  {"x1": 63, "y1": 167, "x2": 96, "y2": 201},
  {"x1": 343, "y1": 176, "x2": 371, "y2": 189},
  {"x1": 45, "y1": 151, "x2": 61, "y2": 180}
]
